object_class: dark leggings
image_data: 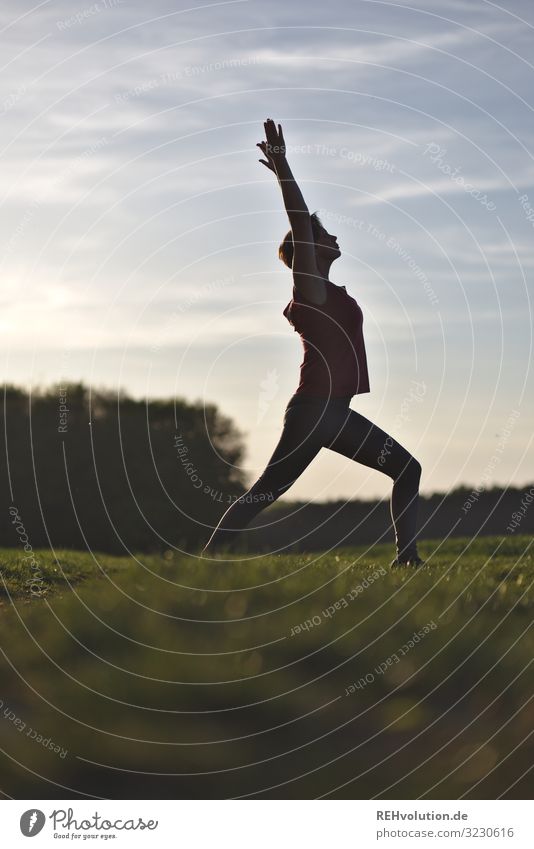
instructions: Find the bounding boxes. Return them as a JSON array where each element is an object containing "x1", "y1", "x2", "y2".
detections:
[{"x1": 203, "y1": 394, "x2": 422, "y2": 557}]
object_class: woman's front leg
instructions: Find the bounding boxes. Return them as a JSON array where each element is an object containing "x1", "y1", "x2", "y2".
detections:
[{"x1": 325, "y1": 409, "x2": 422, "y2": 562}]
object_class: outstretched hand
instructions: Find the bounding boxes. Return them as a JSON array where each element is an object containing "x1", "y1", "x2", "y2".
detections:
[{"x1": 257, "y1": 118, "x2": 286, "y2": 172}]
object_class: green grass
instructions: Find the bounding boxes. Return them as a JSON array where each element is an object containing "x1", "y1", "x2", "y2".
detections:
[
  {"x1": 0, "y1": 548, "x2": 130, "y2": 601},
  {"x1": 0, "y1": 536, "x2": 532, "y2": 799}
]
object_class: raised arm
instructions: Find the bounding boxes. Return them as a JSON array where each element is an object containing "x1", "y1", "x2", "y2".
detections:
[{"x1": 257, "y1": 119, "x2": 326, "y2": 305}]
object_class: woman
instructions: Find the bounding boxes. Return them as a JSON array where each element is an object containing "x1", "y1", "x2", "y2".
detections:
[{"x1": 202, "y1": 119, "x2": 423, "y2": 567}]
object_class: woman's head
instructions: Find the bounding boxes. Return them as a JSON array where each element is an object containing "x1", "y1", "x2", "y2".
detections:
[{"x1": 278, "y1": 212, "x2": 341, "y2": 269}]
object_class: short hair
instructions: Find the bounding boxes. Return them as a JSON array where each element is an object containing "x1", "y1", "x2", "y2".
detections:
[{"x1": 278, "y1": 211, "x2": 325, "y2": 269}]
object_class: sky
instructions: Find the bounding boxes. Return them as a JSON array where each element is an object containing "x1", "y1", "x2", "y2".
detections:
[{"x1": 1, "y1": 0, "x2": 533, "y2": 502}]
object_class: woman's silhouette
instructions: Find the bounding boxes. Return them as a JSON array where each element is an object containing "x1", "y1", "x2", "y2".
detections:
[{"x1": 202, "y1": 119, "x2": 423, "y2": 566}]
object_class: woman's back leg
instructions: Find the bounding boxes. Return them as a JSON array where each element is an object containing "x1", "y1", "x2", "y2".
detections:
[{"x1": 201, "y1": 403, "x2": 327, "y2": 553}]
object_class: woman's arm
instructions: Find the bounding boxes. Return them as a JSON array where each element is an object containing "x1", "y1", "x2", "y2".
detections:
[{"x1": 258, "y1": 119, "x2": 326, "y2": 305}]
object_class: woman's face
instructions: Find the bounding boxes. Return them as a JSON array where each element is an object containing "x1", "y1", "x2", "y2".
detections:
[{"x1": 315, "y1": 226, "x2": 341, "y2": 262}]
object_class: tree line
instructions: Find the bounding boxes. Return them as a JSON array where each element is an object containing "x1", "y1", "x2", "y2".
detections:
[
  {"x1": 1, "y1": 382, "x2": 531, "y2": 554},
  {"x1": 1, "y1": 383, "x2": 246, "y2": 554}
]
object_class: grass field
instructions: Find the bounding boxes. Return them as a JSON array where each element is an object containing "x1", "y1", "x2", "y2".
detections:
[{"x1": 0, "y1": 536, "x2": 533, "y2": 799}]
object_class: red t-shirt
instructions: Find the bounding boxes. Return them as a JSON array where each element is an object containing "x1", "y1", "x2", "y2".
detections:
[{"x1": 283, "y1": 281, "x2": 370, "y2": 398}]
